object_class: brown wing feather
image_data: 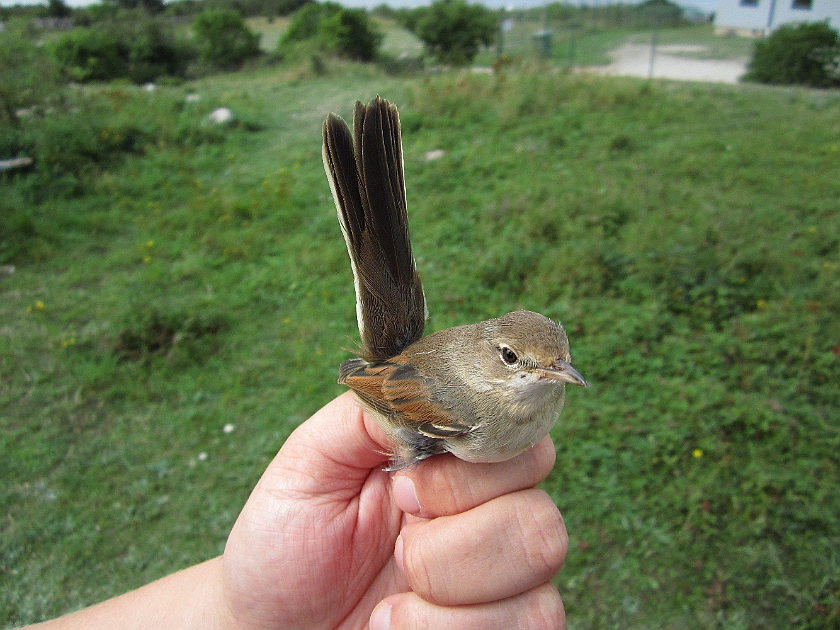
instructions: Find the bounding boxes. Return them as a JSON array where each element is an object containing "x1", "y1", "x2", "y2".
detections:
[{"x1": 339, "y1": 357, "x2": 471, "y2": 435}]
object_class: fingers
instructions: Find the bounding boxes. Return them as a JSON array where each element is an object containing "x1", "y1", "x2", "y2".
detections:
[
  {"x1": 392, "y1": 436, "x2": 556, "y2": 518},
  {"x1": 398, "y1": 489, "x2": 567, "y2": 606},
  {"x1": 370, "y1": 582, "x2": 565, "y2": 630}
]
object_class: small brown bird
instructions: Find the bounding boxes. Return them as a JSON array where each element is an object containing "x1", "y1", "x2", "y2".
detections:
[{"x1": 323, "y1": 96, "x2": 586, "y2": 469}]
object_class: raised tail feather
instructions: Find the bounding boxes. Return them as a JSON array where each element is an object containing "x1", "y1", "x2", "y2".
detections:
[{"x1": 323, "y1": 96, "x2": 426, "y2": 362}]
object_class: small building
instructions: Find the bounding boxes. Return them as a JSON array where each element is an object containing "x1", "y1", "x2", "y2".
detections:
[{"x1": 714, "y1": 0, "x2": 840, "y2": 37}]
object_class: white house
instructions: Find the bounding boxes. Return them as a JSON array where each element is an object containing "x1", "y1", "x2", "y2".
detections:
[{"x1": 714, "y1": 0, "x2": 840, "y2": 36}]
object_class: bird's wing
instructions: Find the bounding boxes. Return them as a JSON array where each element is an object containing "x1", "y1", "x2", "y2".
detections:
[{"x1": 339, "y1": 357, "x2": 472, "y2": 437}]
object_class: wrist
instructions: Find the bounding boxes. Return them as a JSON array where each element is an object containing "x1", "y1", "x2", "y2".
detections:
[{"x1": 24, "y1": 557, "x2": 230, "y2": 630}]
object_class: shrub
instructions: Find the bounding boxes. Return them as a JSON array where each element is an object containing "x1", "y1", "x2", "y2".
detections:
[
  {"x1": 744, "y1": 21, "x2": 840, "y2": 88},
  {"x1": 127, "y1": 19, "x2": 196, "y2": 83},
  {"x1": 282, "y1": 1, "x2": 335, "y2": 43},
  {"x1": 318, "y1": 6, "x2": 381, "y2": 61},
  {"x1": 412, "y1": 0, "x2": 498, "y2": 66},
  {"x1": 52, "y1": 28, "x2": 130, "y2": 82},
  {"x1": 163, "y1": 0, "x2": 310, "y2": 20},
  {"x1": 51, "y1": 18, "x2": 195, "y2": 83},
  {"x1": 192, "y1": 9, "x2": 261, "y2": 69},
  {"x1": 280, "y1": 2, "x2": 381, "y2": 61}
]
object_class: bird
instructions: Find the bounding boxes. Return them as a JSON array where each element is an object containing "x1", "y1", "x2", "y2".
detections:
[{"x1": 322, "y1": 96, "x2": 587, "y2": 470}]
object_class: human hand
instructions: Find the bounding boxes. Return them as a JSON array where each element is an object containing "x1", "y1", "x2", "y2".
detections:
[{"x1": 220, "y1": 391, "x2": 568, "y2": 629}]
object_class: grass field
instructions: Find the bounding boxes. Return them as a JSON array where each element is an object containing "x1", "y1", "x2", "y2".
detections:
[
  {"x1": 2, "y1": 51, "x2": 840, "y2": 629},
  {"x1": 246, "y1": 16, "x2": 292, "y2": 52}
]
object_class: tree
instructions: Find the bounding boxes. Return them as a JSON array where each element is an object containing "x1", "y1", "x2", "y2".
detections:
[
  {"x1": 109, "y1": 0, "x2": 165, "y2": 13},
  {"x1": 413, "y1": 0, "x2": 498, "y2": 66},
  {"x1": 46, "y1": 0, "x2": 72, "y2": 19},
  {"x1": 280, "y1": 2, "x2": 382, "y2": 62},
  {"x1": 744, "y1": 21, "x2": 840, "y2": 88},
  {"x1": 192, "y1": 9, "x2": 261, "y2": 69},
  {"x1": 318, "y1": 6, "x2": 381, "y2": 61}
]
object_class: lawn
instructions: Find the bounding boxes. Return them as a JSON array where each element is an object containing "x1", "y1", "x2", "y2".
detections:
[{"x1": 2, "y1": 58, "x2": 839, "y2": 629}]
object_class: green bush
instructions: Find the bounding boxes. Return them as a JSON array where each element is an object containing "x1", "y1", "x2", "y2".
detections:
[
  {"x1": 744, "y1": 21, "x2": 840, "y2": 88},
  {"x1": 282, "y1": 2, "x2": 337, "y2": 43},
  {"x1": 412, "y1": 0, "x2": 498, "y2": 66},
  {"x1": 52, "y1": 28, "x2": 130, "y2": 82},
  {"x1": 126, "y1": 19, "x2": 196, "y2": 83},
  {"x1": 51, "y1": 18, "x2": 195, "y2": 84},
  {"x1": 318, "y1": 6, "x2": 381, "y2": 61},
  {"x1": 162, "y1": 0, "x2": 309, "y2": 20},
  {"x1": 192, "y1": 9, "x2": 261, "y2": 69},
  {"x1": 280, "y1": 2, "x2": 381, "y2": 61}
]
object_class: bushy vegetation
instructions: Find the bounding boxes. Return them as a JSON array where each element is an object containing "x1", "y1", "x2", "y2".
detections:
[
  {"x1": 11, "y1": 6, "x2": 265, "y2": 85},
  {"x1": 0, "y1": 51, "x2": 252, "y2": 208},
  {"x1": 192, "y1": 9, "x2": 262, "y2": 69},
  {"x1": 0, "y1": 0, "x2": 309, "y2": 22},
  {"x1": 398, "y1": 0, "x2": 498, "y2": 66},
  {"x1": 52, "y1": 17, "x2": 195, "y2": 83},
  {"x1": 744, "y1": 21, "x2": 840, "y2": 88},
  {"x1": 2, "y1": 28, "x2": 839, "y2": 630},
  {"x1": 163, "y1": 0, "x2": 309, "y2": 20},
  {"x1": 279, "y1": 1, "x2": 382, "y2": 62}
]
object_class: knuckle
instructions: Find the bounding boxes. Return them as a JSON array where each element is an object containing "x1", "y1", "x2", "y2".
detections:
[
  {"x1": 517, "y1": 492, "x2": 568, "y2": 580},
  {"x1": 402, "y1": 532, "x2": 445, "y2": 603}
]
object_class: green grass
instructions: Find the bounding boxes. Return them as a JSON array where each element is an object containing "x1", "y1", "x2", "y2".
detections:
[
  {"x1": 2, "y1": 62, "x2": 840, "y2": 629},
  {"x1": 626, "y1": 24, "x2": 756, "y2": 60},
  {"x1": 479, "y1": 22, "x2": 754, "y2": 68},
  {"x1": 375, "y1": 17, "x2": 425, "y2": 59},
  {"x1": 245, "y1": 16, "x2": 291, "y2": 52}
]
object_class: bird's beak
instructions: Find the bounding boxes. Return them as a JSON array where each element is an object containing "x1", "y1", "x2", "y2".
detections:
[{"x1": 538, "y1": 360, "x2": 588, "y2": 387}]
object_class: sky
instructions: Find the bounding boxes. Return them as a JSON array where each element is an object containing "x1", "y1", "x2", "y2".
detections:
[{"x1": 1, "y1": 0, "x2": 720, "y2": 14}]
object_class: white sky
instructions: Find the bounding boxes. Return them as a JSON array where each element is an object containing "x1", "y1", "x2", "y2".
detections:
[{"x1": 1, "y1": 0, "x2": 719, "y2": 14}]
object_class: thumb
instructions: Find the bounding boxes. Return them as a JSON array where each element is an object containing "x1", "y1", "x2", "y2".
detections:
[{"x1": 259, "y1": 391, "x2": 392, "y2": 496}]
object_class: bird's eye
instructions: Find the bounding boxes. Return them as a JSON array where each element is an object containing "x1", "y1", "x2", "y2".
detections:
[{"x1": 500, "y1": 346, "x2": 518, "y2": 365}]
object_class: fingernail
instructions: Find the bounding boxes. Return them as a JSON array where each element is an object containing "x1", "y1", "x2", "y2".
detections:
[
  {"x1": 393, "y1": 475, "x2": 421, "y2": 514},
  {"x1": 394, "y1": 534, "x2": 404, "y2": 572},
  {"x1": 369, "y1": 601, "x2": 392, "y2": 630}
]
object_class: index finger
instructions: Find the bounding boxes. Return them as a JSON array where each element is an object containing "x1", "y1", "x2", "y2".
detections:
[{"x1": 392, "y1": 436, "x2": 556, "y2": 518}]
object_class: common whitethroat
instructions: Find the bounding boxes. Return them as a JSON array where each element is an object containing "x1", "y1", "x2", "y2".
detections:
[{"x1": 322, "y1": 96, "x2": 587, "y2": 470}]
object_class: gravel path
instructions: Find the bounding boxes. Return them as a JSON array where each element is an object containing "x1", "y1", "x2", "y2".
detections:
[{"x1": 588, "y1": 43, "x2": 749, "y2": 84}]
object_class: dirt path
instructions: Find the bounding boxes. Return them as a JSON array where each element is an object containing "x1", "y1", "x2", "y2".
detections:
[{"x1": 587, "y1": 43, "x2": 749, "y2": 84}]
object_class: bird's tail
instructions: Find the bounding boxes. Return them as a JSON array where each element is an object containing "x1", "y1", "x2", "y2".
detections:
[{"x1": 323, "y1": 96, "x2": 426, "y2": 362}]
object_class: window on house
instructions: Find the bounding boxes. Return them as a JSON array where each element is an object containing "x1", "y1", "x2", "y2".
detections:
[
  {"x1": 739, "y1": 0, "x2": 759, "y2": 6},
  {"x1": 792, "y1": 0, "x2": 813, "y2": 9}
]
